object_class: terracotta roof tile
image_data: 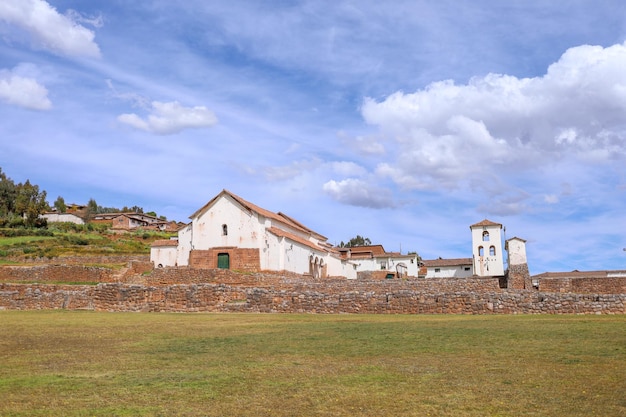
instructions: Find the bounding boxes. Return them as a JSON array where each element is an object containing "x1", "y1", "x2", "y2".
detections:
[
  {"x1": 151, "y1": 239, "x2": 178, "y2": 247},
  {"x1": 470, "y1": 219, "x2": 502, "y2": 228},
  {"x1": 349, "y1": 245, "x2": 387, "y2": 256},
  {"x1": 531, "y1": 270, "x2": 626, "y2": 279},
  {"x1": 267, "y1": 227, "x2": 327, "y2": 253},
  {"x1": 422, "y1": 258, "x2": 473, "y2": 267},
  {"x1": 190, "y1": 190, "x2": 325, "y2": 240}
]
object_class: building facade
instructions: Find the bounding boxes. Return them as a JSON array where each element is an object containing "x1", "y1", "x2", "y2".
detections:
[
  {"x1": 150, "y1": 190, "x2": 357, "y2": 278},
  {"x1": 421, "y1": 258, "x2": 474, "y2": 278},
  {"x1": 337, "y1": 245, "x2": 420, "y2": 278},
  {"x1": 470, "y1": 219, "x2": 505, "y2": 277}
]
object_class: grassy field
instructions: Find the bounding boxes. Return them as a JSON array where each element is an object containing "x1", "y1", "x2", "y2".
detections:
[{"x1": 1, "y1": 312, "x2": 624, "y2": 417}]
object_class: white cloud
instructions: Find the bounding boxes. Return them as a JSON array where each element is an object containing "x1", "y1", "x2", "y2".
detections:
[
  {"x1": 0, "y1": 68, "x2": 50, "y2": 110},
  {"x1": 263, "y1": 158, "x2": 323, "y2": 181},
  {"x1": 330, "y1": 161, "x2": 368, "y2": 177},
  {"x1": 544, "y1": 194, "x2": 559, "y2": 204},
  {"x1": 362, "y1": 42, "x2": 626, "y2": 191},
  {"x1": 323, "y1": 178, "x2": 395, "y2": 209},
  {"x1": 338, "y1": 131, "x2": 386, "y2": 156},
  {"x1": 117, "y1": 101, "x2": 218, "y2": 135},
  {"x1": 0, "y1": 0, "x2": 101, "y2": 58}
]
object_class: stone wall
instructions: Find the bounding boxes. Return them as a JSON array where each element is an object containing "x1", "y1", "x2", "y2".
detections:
[
  {"x1": 138, "y1": 267, "x2": 503, "y2": 292},
  {"x1": 17, "y1": 255, "x2": 150, "y2": 265},
  {"x1": 507, "y1": 263, "x2": 531, "y2": 289},
  {"x1": 0, "y1": 282, "x2": 624, "y2": 314},
  {"x1": 0, "y1": 266, "x2": 624, "y2": 314},
  {"x1": 0, "y1": 265, "x2": 117, "y2": 283},
  {"x1": 0, "y1": 284, "x2": 96, "y2": 310},
  {"x1": 539, "y1": 276, "x2": 626, "y2": 294}
]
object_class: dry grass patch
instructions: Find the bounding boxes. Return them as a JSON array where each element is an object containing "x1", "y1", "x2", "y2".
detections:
[{"x1": 0, "y1": 312, "x2": 624, "y2": 416}]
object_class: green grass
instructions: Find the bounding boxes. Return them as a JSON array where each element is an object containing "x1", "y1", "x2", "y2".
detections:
[
  {"x1": 0, "y1": 312, "x2": 624, "y2": 416},
  {"x1": 0, "y1": 229, "x2": 173, "y2": 262}
]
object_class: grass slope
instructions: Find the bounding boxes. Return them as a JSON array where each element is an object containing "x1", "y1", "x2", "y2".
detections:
[
  {"x1": 0, "y1": 226, "x2": 172, "y2": 264},
  {"x1": 1, "y1": 312, "x2": 624, "y2": 416}
]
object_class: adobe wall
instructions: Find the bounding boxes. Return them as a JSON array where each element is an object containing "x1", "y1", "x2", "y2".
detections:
[
  {"x1": 539, "y1": 277, "x2": 626, "y2": 294},
  {"x1": 358, "y1": 270, "x2": 398, "y2": 280},
  {"x1": 189, "y1": 248, "x2": 260, "y2": 271},
  {"x1": 0, "y1": 282, "x2": 624, "y2": 314}
]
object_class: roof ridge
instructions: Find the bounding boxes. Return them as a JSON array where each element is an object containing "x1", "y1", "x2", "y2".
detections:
[{"x1": 190, "y1": 189, "x2": 326, "y2": 240}]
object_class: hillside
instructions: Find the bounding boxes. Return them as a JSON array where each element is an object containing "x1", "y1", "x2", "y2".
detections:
[{"x1": 0, "y1": 224, "x2": 172, "y2": 265}]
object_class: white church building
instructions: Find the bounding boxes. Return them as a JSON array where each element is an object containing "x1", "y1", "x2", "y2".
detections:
[
  {"x1": 151, "y1": 190, "x2": 357, "y2": 278},
  {"x1": 151, "y1": 190, "x2": 525, "y2": 281}
]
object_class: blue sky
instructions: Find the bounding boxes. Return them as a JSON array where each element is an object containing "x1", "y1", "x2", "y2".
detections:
[{"x1": 1, "y1": 0, "x2": 625, "y2": 274}]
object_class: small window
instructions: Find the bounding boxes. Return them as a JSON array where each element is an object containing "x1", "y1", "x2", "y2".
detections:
[
  {"x1": 222, "y1": 224, "x2": 228, "y2": 236},
  {"x1": 434, "y1": 268, "x2": 441, "y2": 273},
  {"x1": 464, "y1": 267, "x2": 471, "y2": 271},
  {"x1": 482, "y1": 231, "x2": 490, "y2": 241},
  {"x1": 489, "y1": 246, "x2": 496, "y2": 256},
  {"x1": 478, "y1": 246, "x2": 484, "y2": 257}
]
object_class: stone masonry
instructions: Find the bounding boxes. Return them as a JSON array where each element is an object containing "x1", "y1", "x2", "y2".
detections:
[
  {"x1": 0, "y1": 266, "x2": 624, "y2": 314},
  {"x1": 1, "y1": 282, "x2": 624, "y2": 314}
]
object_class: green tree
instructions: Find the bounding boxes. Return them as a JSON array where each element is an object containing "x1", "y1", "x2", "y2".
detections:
[
  {"x1": 0, "y1": 168, "x2": 17, "y2": 220},
  {"x1": 86, "y1": 198, "x2": 99, "y2": 220},
  {"x1": 54, "y1": 196, "x2": 67, "y2": 213},
  {"x1": 340, "y1": 235, "x2": 372, "y2": 247},
  {"x1": 14, "y1": 180, "x2": 49, "y2": 227}
]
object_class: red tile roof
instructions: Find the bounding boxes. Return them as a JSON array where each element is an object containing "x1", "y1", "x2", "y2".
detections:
[
  {"x1": 532, "y1": 270, "x2": 626, "y2": 279},
  {"x1": 422, "y1": 258, "x2": 473, "y2": 267},
  {"x1": 349, "y1": 245, "x2": 387, "y2": 256},
  {"x1": 190, "y1": 189, "x2": 327, "y2": 241},
  {"x1": 151, "y1": 239, "x2": 178, "y2": 247},
  {"x1": 267, "y1": 227, "x2": 327, "y2": 253},
  {"x1": 470, "y1": 219, "x2": 502, "y2": 228}
]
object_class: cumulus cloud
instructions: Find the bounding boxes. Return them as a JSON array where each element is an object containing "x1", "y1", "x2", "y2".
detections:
[
  {"x1": 0, "y1": 0, "x2": 101, "y2": 58},
  {"x1": 323, "y1": 178, "x2": 395, "y2": 209},
  {"x1": 117, "y1": 101, "x2": 218, "y2": 135},
  {"x1": 362, "y1": 42, "x2": 626, "y2": 191},
  {"x1": 0, "y1": 68, "x2": 51, "y2": 110}
]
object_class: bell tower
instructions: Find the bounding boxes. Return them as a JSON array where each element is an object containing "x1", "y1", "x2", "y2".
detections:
[{"x1": 470, "y1": 219, "x2": 505, "y2": 276}]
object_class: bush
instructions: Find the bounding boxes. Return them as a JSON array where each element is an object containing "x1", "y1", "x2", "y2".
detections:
[
  {"x1": 0, "y1": 228, "x2": 53, "y2": 237},
  {"x1": 62, "y1": 235, "x2": 89, "y2": 245}
]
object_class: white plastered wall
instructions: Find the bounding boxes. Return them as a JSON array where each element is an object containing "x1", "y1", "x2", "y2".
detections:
[{"x1": 471, "y1": 223, "x2": 505, "y2": 276}]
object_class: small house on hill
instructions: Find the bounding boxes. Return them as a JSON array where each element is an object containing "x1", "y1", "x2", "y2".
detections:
[
  {"x1": 91, "y1": 212, "x2": 175, "y2": 231},
  {"x1": 150, "y1": 189, "x2": 357, "y2": 278},
  {"x1": 41, "y1": 211, "x2": 85, "y2": 225}
]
